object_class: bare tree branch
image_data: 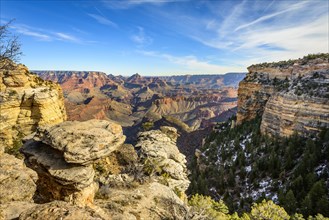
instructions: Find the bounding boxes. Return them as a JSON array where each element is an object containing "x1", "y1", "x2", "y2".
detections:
[{"x1": 0, "y1": 19, "x2": 22, "y2": 69}]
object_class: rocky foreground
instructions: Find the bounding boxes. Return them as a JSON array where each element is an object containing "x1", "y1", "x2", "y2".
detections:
[{"x1": 0, "y1": 118, "x2": 191, "y2": 219}]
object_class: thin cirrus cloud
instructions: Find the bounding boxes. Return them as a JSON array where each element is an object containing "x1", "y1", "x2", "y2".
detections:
[
  {"x1": 137, "y1": 50, "x2": 242, "y2": 73},
  {"x1": 174, "y1": 0, "x2": 328, "y2": 65},
  {"x1": 131, "y1": 27, "x2": 153, "y2": 47},
  {"x1": 87, "y1": 13, "x2": 117, "y2": 27},
  {"x1": 55, "y1": 32, "x2": 80, "y2": 43},
  {"x1": 11, "y1": 23, "x2": 85, "y2": 44},
  {"x1": 12, "y1": 24, "x2": 51, "y2": 41},
  {"x1": 234, "y1": 1, "x2": 311, "y2": 32},
  {"x1": 102, "y1": 0, "x2": 173, "y2": 9}
]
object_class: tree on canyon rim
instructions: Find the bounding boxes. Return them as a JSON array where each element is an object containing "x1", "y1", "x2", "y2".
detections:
[{"x1": 0, "y1": 19, "x2": 22, "y2": 68}]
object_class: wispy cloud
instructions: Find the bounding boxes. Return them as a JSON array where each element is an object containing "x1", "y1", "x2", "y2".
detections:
[
  {"x1": 10, "y1": 23, "x2": 89, "y2": 44},
  {"x1": 164, "y1": 0, "x2": 328, "y2": 66},
  {"x1": 88, "y1": 13, "x2": 117, "y2": 27},
  {"x1": 12, "y1": 25, "x2": 51, "y2": 41},
  {"x1": 102, "y1": 0, "x2": 174, "y2": 9},
  {"x1": 137, "y1": 50, "x2": 242, "y2": 73},
  {"x1": 55, "y1": 32, "x2": 80, "y2": 42},
  {"x1": 234, "y1": 1, "x2": 309, "y2": 32},
  {"x1": 131, "y1": 26, "x2": 153, "y2": 46}
]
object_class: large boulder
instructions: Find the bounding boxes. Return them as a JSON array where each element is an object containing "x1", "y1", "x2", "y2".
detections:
[
  {"x1": 21, "y1": 119, "x2": 126, "y2": 206},
  {"x1": 31, "y1": 119, "x2": 125, "y2": 165}
]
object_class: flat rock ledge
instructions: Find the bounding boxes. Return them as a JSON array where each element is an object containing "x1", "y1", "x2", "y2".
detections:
[{"x1": 21, "y1": 119, "x2": 126, "y2": 206}]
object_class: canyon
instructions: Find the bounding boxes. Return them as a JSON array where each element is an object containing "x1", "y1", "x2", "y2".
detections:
[
  {"x1": 191, "y1": 54, "x2": 329, "y2": 216},
  {"x1": 35, "y1": 71, "x2": 244, "y2": 132}
]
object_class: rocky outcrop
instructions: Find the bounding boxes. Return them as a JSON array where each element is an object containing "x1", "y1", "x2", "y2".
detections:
[
  {"x1": 0, "y1": 153, "x2": 37, "y2": 203},
  {"x1": 0, "y1": 60, "x2": 66, "y2": 151},
  {"x1": 21, "y1": 119, "x2": 126, "y2": 206},
  {"x1": 18, "y1": 201, "x2": 105, "y2": 220},
  {"x1": 96, "y1": 182, "x2": 188, "y2": 220},
  {"x1": 237, "y1": 54, "x2": 329, "y2": 137},
  {"x1": 0, "y1": 153, "x2": 38, "y2": 220},
  {"x1": 236, "y1": 82, "x2": 274, "y2": 123},
  {"x1": 135, "y1": 126, "x2": 190, "y2": 194}
]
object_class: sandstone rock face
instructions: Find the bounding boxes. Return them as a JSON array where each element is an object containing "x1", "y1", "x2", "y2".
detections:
[
  {"x1": 237, "y1": 54, "x2": 329, "y2": 137},
  {"x1": 0, "y1": 60, "x2": 66, "y2": 151},
  {"x1": 236, "y1": 82, "x2": 274, "y2": 124},
  {"x1": 0, "y1": 153, "x2": 37, "y2": 204},
  {"x1": 261, "y1": 93, "x2": 329, "y2": 137},
  {"x1": 96, "y1": 182, "x2": 188, "y2": 220},
  {"x1": 135, "y1": 127, "x2": 190, "y2": 194},
  {"x1": 19, "y1": 201, "x2": 104, "y2": 220},
  {"x1": 0, "y1": 202, "x2": 37, "y2": 220},
  {"x1": 21, "y1": 119, "x2": 126, "y2": 206}
]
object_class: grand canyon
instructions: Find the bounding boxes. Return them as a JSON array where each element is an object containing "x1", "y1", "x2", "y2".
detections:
[{"x1": 1, "y1": 0, "x2": 328, "y2": 219}]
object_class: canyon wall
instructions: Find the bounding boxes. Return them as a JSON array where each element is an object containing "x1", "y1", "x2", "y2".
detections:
[
  {"x1": 236, "y1": 54, "x2": 329, "y2": 137},
  {"x1": 0, "y1": 60, "x2": 67, "y2": 150}
]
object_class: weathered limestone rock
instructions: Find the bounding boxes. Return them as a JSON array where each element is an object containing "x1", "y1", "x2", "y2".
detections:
[
  {"x1": 0, "y1": 202, "x2": 36, "y2": 220},
  {"x1": 96, "y1": 182, "x2": 188, "y2": 220},
  {"x1": 135, "y1": 126, "x2": 190, "y2": 194},
  {"x1": 19, "y1": 201, "x2": 105, "y2": 220},
  {"x1": 32, "y1": 119, "x2": 125, "y2": 165},
  {"x1": 21, "y1": 119, "x2": 126, "y2": 206},
  {"x1": 0, "y1": 153, "x2": 37, "y2": 204},
  {"x1": 0, "y1": 60, "x2": 66, "y2": 151}
]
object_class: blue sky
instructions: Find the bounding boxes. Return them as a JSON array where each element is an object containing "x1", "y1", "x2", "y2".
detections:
[{"x1": 1, "y1": 0, "x2": 328, "y2": 75}]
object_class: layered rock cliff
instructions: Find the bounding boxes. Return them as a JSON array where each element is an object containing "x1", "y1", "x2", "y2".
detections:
[
  {"x1": 0, "y1": 60, "x2": 67, "y2": 151},
  {"x1": 237, "y1": 54, "x2": 329, "y2": 137}
]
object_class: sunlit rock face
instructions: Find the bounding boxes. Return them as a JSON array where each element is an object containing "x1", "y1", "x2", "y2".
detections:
[
  {"x1": 236, "y1": 54, "x2": 329, "y2": 137},
  {"x1": 21, "y1": 119, "x2": 125, "y2": 206},
  {"x1": 0, "y1": 60, "x2": 66, "y2": 152},
  {"x1": 135, "y1": 126, "x2": 190, "y2": 194}
]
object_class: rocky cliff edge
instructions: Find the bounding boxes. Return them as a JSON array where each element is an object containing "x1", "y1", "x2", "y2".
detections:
[{"x1": 236, "y1": 53, "x2": 329, "y2": 137}]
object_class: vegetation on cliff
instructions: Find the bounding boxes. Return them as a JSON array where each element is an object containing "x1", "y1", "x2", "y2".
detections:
[
  {"x1": 248, "y1": 53, "x2": 329, "y2": 69},
  {"x1": 189, "y1": 116, "x2": 329, "y2": 217}
]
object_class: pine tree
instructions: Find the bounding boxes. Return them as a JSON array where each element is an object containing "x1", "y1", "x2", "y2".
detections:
[{"x1": 284, "y1": 190, "x2": 297, "y2": 214}]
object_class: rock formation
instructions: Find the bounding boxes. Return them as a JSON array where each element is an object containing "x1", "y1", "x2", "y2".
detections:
[
  {"x1": 135, "y1": 126, "x2": 190, "y2": 194},
  {"x1": 14, "y1": 119, "x2": 189, "y2": 220},
  {"x1": 94, "y1": 126, "x2": 190, "y2": 220},
  {"x1": 18, "y1": 201, "x2": 104, "y2": 220},
  {"x1": 96, "y1": 182, "x2": 188, "y2": 220},
  {"x1": 20, "y1": 119, "x2": 126, "y2": 206},
  {"x1": 260, "y1": 93, "x2": 329, "y2": 137},
  {"x1": 237, "y1": 54, "x2": 329, "y2": 137},
  {"x1": 0, "y1": 153, "x2": 38, "y2": 219},
  {"x1": 0, "y1": 60, "x2": 66, "y2": 151}
]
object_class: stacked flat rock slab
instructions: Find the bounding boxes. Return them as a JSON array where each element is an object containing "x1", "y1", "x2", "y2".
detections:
[
  {"x1": 21, "y1": 119, "x2": 126, "y2": 206},
  {"x1": 135, "y1": 126, "x2": 190, "y2": 194}
]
